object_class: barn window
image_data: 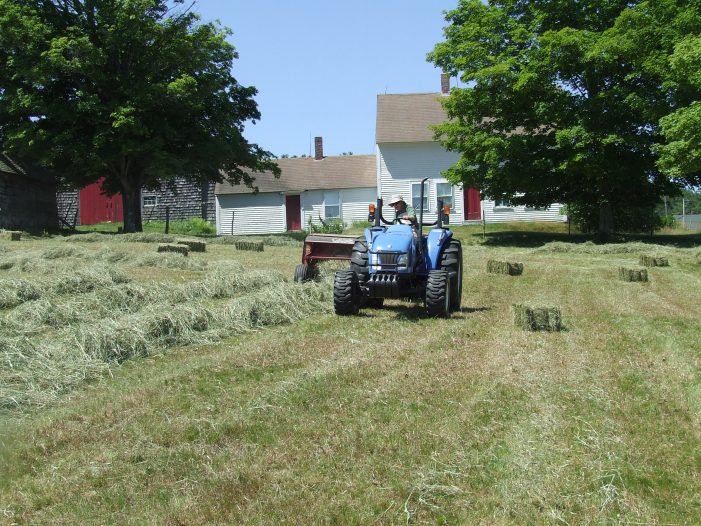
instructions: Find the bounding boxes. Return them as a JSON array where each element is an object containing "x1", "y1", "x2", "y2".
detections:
[
  {"x1": 324, "y1": 191, "x2": 340, "y2": 218},
  {"x1": 143, "y1": 195, "x2": 158, "y2": 207},
  {"x1": 411, "y1": 182, "x2": 429, "y2": 211},
  {"x1": 436, "y1": 183, "x2": 454, "y2": 210}
]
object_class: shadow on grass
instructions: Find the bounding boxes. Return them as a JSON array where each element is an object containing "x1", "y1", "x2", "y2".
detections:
[
  {"x1": 472, "y1": 230, "x2": 701, "y2": 248},
  {"x1": 362, "y1": 304, "x2": 491, "y2": 321}
]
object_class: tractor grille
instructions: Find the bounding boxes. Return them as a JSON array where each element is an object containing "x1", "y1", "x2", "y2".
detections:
[{"x1": 371, "y1": 251, "x2": 403, "y2": 270}]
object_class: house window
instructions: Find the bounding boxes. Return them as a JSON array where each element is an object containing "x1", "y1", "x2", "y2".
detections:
[
  {"x1": 324, "y1": 191, "x2": 340, "y2": 218},
  {"x1": 525, "y1": 205, "x2": 547, "y2": 212},
  {"x1": 494, "y1": 197, "x2": 513, "y2": 209},
  {"x1": 143, "y1": 195, "x2": 158, "y2": 207},
  {"x1": 411, "y1": 182, "x2": 429, "y2": 211},
  {"x1": 436, "y1": 183, "x2": 454, "y2": 210}
]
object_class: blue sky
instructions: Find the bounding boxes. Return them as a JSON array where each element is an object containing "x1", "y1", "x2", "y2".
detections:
[{"x1": 194, "y1": 0, "x2": 459, "y2": 157}]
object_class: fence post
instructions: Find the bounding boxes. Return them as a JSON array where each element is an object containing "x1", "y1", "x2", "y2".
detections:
[
  {"x1": 165, "y1": 205, "x2": 170, "y2": 234},
  {"x1": 482, "y1": 209, "x2": 486, "y2": 240},
  {"x1": 230, "y1": 211, "x2": 235, "y2": 236}
]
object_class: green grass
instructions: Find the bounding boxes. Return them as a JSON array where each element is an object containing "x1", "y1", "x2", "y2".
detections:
[{"x1": 0, "y1": 227, "x2": 699, "y2": 524}]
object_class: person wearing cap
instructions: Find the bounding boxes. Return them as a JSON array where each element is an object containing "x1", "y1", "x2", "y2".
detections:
[{"x1": 388, "y1": 195, "x2": 417, "y2": 225}]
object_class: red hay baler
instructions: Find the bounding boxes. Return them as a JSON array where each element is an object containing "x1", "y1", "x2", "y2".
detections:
[{"x1": 293, "y1": 233, "x2": 356, "y2": 282}]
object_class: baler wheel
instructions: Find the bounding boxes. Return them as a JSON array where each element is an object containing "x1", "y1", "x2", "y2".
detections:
[
  {"x1": 425, "y1": 269, "x2": 451, "y2": 318},
  {"x1": 294, "y1": 263, "x2": 313, "y2": 283},
  {"x1": 334, "y1": 270, "x2": 360, "y2": 315}
]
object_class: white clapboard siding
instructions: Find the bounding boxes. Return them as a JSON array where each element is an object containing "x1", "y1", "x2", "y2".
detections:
[
  {"x1": 378, "y1": 142, "x2": 463, "y2": 223},
  {"x1": 483, "y1": 201, "x2": 567, "y2": 223},
  {"x1": 301, "y1": 188, "x2": 376, "y2": 228},
  {"x1": 216, "y1": 193, "x2": 285, "y2": 235}
]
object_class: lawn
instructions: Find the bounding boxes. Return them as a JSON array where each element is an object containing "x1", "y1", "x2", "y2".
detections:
[{"x1": 0, "y1": 226, "x2": 699, "y2": 524}]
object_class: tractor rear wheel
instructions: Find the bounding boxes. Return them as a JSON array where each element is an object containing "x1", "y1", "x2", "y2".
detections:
[
  {"x1": 425, "y1": 269, "x2": 451, "y2": 318},
  {"x1": 334, "y1": 270, "x2": 360, "y2": 315},
  {"x1": 440, "y1": 240, "x2": 463, "y2": 311}
]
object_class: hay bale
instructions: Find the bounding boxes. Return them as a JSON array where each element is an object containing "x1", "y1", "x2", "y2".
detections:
[
  {"x1": 639, "y1": 255, "x2": 669, "y2": 267},
  {"x1": 487, "y1": 259, "x2": 523, "y2": 276},
  {"x1": 513, "y1": 304, "x2": 562, "y2": 331},
  {"x1": 618, "y1": 267, "x2": 648, "y2": 282},
  {"x1": 235, "y1": 241, "x2": 264, "y2": 252},
  {"x1": 177, "y1": 239, "x2": 207, "y2": 252},
  {"x1": 157, "y1": 244, "x2": 189, "y2": 256}
]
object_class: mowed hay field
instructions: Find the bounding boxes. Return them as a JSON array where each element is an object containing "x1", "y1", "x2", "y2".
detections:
[{"x1": 0, "y1": 228, "x2": 700, "y2": 524}]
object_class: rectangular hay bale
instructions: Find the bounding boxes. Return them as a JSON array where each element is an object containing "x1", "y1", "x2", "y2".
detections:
[
  {"x1": 235, "y1": 241, "x2": 264, "y2": 252},
  {"x1": 177, "y1": 240, "x2": 207, "y2": 252},
  {"x1": 157, "y1": 243, "x2": 189, "y2": 256},
  {"x1": 618, "y1": 267, "x2": 648, "y2": 282},
  {"x1": 513, "y1": 304, "x2": 562, "y2": 331},
  {"x1": 487, "y1": 259, "x2": 523, "y2": 276},
  {"x1": 639, "y1": 255, "x2": 669, "y2": 267}
]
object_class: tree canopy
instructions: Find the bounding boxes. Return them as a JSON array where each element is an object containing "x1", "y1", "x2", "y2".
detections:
[
  {"x1": 428, "y1": 0, "x2": 701, "y2": 233},
  {"x1": 0, "y1": 0, "x2": 278, "y2": 232}
]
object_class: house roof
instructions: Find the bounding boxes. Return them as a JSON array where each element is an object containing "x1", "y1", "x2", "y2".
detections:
[
  {"x1": 376, "y1": 93, "x2": 449, "y2": 143},
  {"x1": 215, "y1": 154, "x2": 376, "y2": 195},
  {"x1": 0, "y1": 154, "x2": 26, "y2": 175},
  {"x1": 0, "y1": 153, "x2": 54, "y2": 183}
]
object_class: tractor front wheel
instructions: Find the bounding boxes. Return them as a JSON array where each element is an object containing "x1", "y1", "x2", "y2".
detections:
[
  {"x1": 334, "y1": 270, "x2": 360, "y2": 315},
  {"x1": 425, "y1": 269, "x2": 451, "y2": 318}
]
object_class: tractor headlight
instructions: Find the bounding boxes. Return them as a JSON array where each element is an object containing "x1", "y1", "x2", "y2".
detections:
[{"x1": 396, "y1": 254, "x2": 408, "y2": 268}]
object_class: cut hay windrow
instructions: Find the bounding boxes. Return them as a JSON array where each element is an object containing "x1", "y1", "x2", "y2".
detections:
[
  {"x1": 639, "y1": 255, "x2": 669, "y2": 267},
  {"x1": 0, "y1": 267, "x2": 129, "y2": 310},
  {"x1": 65, "y1": 232, "x2": 178, "y2": 244},
  {"x1": 136, "y1": 253, "x2": 207, "y2": 271},
  {"x1": 0, "y1": 336, "x2": 109, "y2": 410},
  {"x1": 537, "y1": 241, "x2": 676, "y2": 255},
  {"x1": 487, "y1": 259, "x2": 524, "y2": 276},
  {"x1": 0, "y1": 279, "x2": 42, "y2": 309},
  {"x1": 41, "y1": 246, "x2": 88, "y2": 260}
]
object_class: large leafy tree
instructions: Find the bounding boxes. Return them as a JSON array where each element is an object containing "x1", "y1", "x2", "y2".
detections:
[
  {"x1": 0, "y1": 0, "x2": 278, "y2": 232},
  {"x1": 429, "y1": 0, "x2": 701, "y2": 234}
]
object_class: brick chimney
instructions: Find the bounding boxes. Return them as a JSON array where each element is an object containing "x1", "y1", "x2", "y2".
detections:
[
  {"x1": 441, "y1": 73, "x2": 450, "y2": 95},
  {"x1": 314, "y1": 136, "x2": 324, "y2": 160}
]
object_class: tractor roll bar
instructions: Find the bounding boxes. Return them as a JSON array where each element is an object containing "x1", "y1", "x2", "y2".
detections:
[{"x1": 367, "y1": 179, "x2": 449, "y2": 228}]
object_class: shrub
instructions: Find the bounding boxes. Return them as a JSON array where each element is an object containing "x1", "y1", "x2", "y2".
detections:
[{"x1": 308, "y1": 216, "x2": 344, "y2": 234}]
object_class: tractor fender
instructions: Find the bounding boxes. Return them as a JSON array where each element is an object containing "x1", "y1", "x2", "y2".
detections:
[{"x1": 425, "y1": 229, "x2": 453, "y2": 271}]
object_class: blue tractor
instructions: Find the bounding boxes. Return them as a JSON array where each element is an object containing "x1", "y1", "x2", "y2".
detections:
[{"x1": 333, "y1": 178, "x2": 463, "y2": 317}]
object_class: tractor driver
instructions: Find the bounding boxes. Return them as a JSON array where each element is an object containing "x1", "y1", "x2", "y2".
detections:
[{"x1": 388, "y1": 195, "x2": 417, "y2": 225}]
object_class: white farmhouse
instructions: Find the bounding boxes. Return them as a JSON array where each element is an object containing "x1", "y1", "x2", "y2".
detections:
[
  {"x1": 215, "y1": 139, "x2": 376, "y2": 235},
  {"x1": 376, "y1": 80, "x2": 566, "y2": 224}
]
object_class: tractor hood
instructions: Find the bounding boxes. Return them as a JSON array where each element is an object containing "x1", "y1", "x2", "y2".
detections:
[{"x1": 369, "y1": 224, "x2": 414, "y2": 253}]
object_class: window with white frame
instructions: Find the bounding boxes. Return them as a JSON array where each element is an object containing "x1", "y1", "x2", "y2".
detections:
[
  {"x1": 323, "y1": 191, "x2": 340, "y2": 218},
  {"x1": 494, "y1": 197, "x2": 513, "y2": 209},
  {"x1": 436, "y1": 183, "x2": 454, "y2": 210},
  {"x1": 411, "y1": 182, "x2": 429, "y2": 211},
  {"x1": 143, "y1": 195, "x2": 158, "y2": 207}
]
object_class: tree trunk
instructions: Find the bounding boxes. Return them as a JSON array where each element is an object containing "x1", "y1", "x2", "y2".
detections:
[
  {"x1": 598, "y1": 201, "x2": 614, "y2": 238},
  {"x1": 121, "y1": 181, "x2": 143, "y2": 233}
]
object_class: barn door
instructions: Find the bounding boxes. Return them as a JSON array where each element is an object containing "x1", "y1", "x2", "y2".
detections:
[{"x1": 286, "y1": 195, "x2": 301, "y2": 231}]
